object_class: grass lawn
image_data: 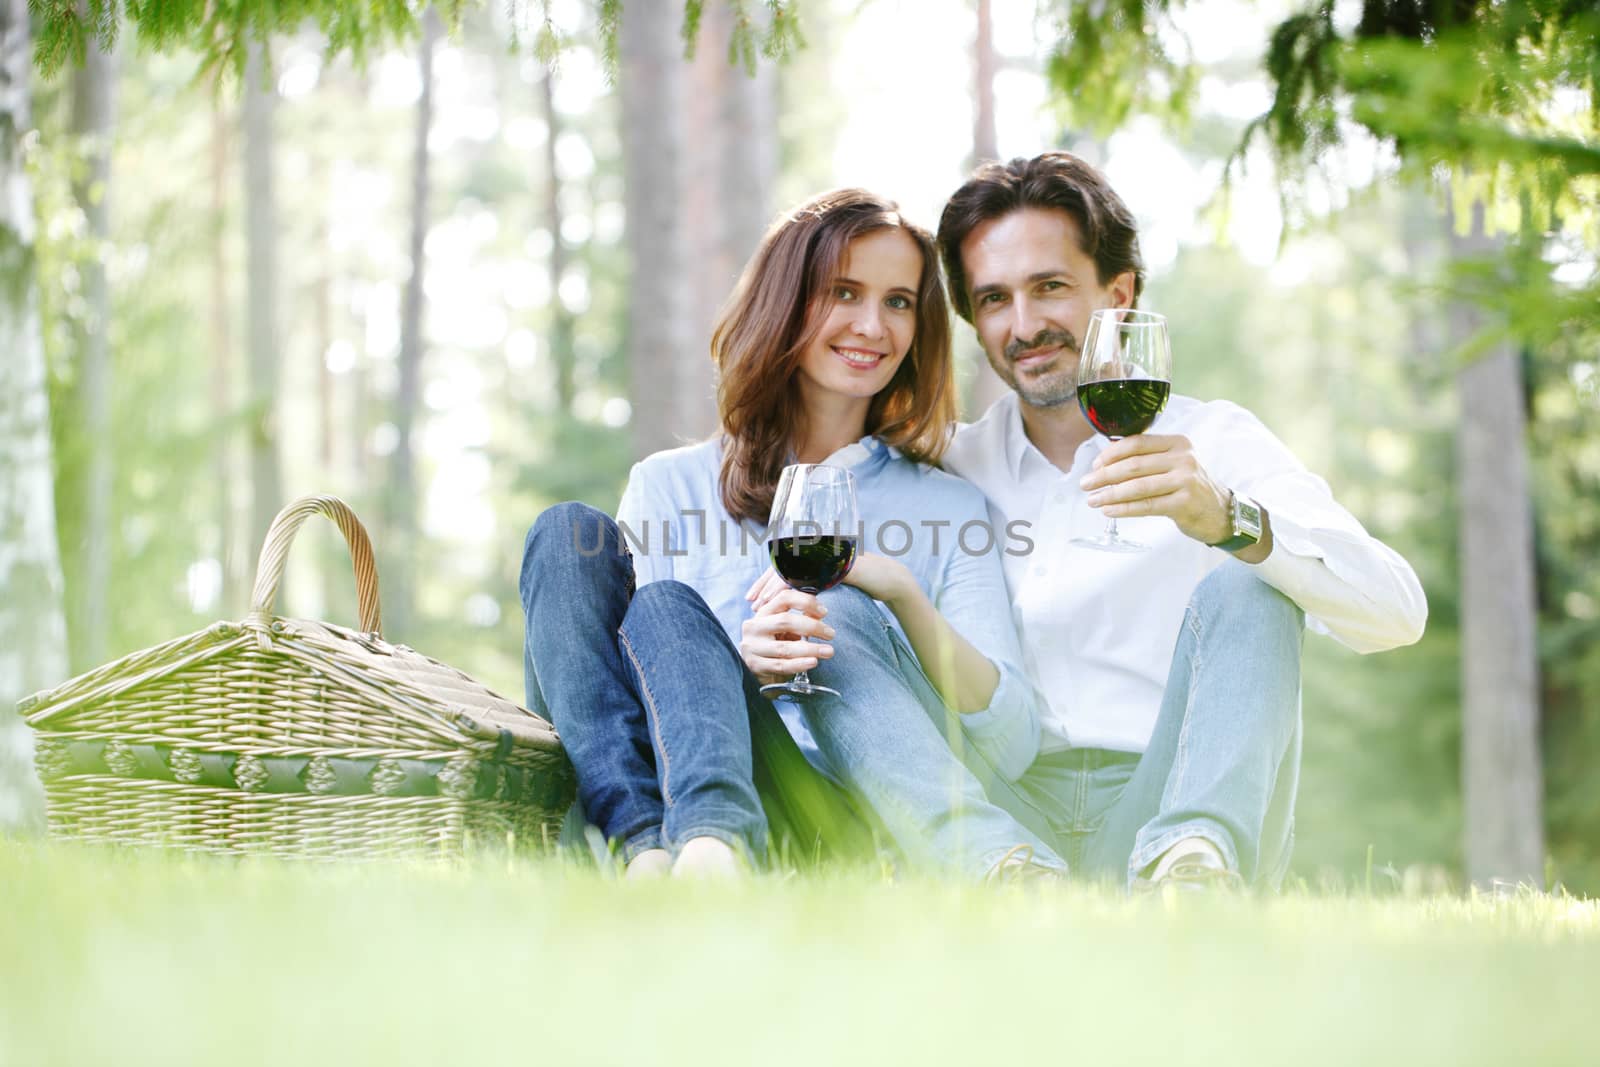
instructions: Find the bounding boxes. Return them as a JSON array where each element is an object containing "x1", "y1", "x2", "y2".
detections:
[{"x1": 2, "y1": 842, "x2": 1595, "y2": 1066}]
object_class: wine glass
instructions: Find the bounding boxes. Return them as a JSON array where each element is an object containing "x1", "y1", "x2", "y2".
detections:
[
  {"x1": 1071, "y1": 308, "x2": 1172, "y2": 552},
  {"x1": 759, "y1": 464, "x2": 859, "y2": 699}
]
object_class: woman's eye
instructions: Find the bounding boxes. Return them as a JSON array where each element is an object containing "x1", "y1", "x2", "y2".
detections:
[
  {"x1": 886, "y1": 294, "x2": 912, "y2": 310},
  {"x1": 835, "y1": 285, "x2": 857, "y2": 301}
]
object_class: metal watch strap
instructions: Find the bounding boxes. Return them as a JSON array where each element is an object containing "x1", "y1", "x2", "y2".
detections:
[{"x1": 1208, "y1": 490, "x2": 1260, "y2": 553}]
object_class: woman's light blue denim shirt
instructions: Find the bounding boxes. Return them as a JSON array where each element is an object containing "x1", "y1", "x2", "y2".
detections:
[{"x1": 614, "y1": 434, "x2": 1042, "y2": 781}]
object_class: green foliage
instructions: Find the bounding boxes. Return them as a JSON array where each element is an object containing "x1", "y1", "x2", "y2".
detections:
[
  {"x1": 1257, "y1": 3, "x2": 1340, "y2": 162},
  {"x1": 1041, "y1": 0, "x2": 1195, "y2": 133},
  {"x1": 1043, "y1": 1, "x2": 1599, "y2": 241},
  {"x1": 32, "y1": 0, "x2": 430, "y2": 83},
  {"x1": 31, "y1": 1, "x2": 806, "y2": 85},
  {"x1": 680, "y1": 0, "x2": 805, "y2": 73}
]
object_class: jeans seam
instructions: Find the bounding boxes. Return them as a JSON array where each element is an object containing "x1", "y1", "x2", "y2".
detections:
[
  {"x1": 1073, "y1": 750, "x2": 1090, "y2": 832},
  {"x1": 1164, "y1": 609, "x2": 1205, "y2": 814},
  {"x1": 618, "y1": 629, "x2": 674, "y2": 808}
]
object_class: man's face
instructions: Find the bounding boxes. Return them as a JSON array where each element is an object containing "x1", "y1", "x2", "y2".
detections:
[{"x1": 959, "y1": 207, "x2": 1135, "y2": 409}]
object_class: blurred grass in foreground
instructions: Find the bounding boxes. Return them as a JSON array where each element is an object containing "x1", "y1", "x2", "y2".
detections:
[{"x1": 1, "y1": 842, "x2": 1595, "y2": 1066}]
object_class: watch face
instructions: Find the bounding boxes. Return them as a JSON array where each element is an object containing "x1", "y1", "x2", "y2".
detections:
[{"x1": 1236, "y1": 497, "x2": 1262, "y2": 537}]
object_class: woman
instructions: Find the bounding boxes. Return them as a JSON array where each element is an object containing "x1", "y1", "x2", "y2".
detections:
[{"x1": 520, "y1": 189, "x2": 1062, "y2": 878}]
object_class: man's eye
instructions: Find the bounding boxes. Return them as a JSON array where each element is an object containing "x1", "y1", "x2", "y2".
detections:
[{"x1": 977, "y1": 292, "x2": 1004, "y2": 306}]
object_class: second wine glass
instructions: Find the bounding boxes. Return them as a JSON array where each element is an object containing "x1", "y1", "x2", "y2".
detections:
[
  {"x1": 760, "y1": 464, "x2": 859, "y2": 699},
  {"x1": 1072, "y1": 308, "x2": 1172, "y2": 552}
]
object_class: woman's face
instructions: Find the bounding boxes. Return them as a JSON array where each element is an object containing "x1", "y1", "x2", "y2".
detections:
[{"x1": 795, "y1": 227, "x2": 922, "y2": 415}]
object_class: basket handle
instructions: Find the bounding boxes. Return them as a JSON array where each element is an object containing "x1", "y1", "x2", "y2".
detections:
[{"x1": 249, "y1": 495, "x2": 384, "y2": 636}]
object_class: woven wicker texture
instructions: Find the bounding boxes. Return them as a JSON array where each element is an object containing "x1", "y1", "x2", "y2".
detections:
[{"x1": 22, "y1": 495, "x2": 574, "y2": 860}]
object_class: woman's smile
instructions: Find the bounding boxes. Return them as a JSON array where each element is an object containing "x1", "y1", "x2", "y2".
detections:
[{"x1": 832, "y1": 344, "x2": 887, "y2": 370}]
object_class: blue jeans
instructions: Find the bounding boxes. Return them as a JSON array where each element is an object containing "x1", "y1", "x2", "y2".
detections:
[
  {"x1": 519, "y1": 502, "x2": 1062, "y2": 877},
  {"x1": 984, "y1": 560, "x2": 1305, "y2": 889}
]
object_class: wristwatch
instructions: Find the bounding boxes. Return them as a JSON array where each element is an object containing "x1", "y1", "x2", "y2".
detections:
[{"x1": 1208, "y1": 490, "x2": 1262, "y2": 553}]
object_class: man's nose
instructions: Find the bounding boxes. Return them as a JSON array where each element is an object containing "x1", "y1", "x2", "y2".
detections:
[{"x1": 1008, "y1": 297, "x2": 1045, "y2": 347}]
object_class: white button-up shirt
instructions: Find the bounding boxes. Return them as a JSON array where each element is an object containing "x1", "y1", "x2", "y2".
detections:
[{"x1": 943, "y1": 391, "x2": 1428, "y2": 755}]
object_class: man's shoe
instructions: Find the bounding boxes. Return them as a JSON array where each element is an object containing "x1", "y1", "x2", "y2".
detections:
[
  {"x1": 1133, "y1": 837, "x2": 1244, "y2": 894},
  {"x1": 985, "y1": 843, "x2": 1067, "y2": 886}
]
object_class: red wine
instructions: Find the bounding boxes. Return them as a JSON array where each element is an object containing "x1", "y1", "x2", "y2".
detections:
[
  {"x1": 1078, "y1": 378, "x2": 1170, "y2": 437},
  {"x1": 769, "y1": 536, "x2": 857, "y2": 593}
]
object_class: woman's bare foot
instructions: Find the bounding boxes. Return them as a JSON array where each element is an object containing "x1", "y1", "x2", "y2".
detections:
[
  {"x1": 671, "y1": 836, "x2": 742, "y2": 879},
  {"x1": 624, "y1": 848, "x2": 672, "y2": 880}
]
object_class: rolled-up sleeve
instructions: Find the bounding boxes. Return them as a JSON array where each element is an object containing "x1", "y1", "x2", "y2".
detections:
[
  {"x1": 1210, "y1": 407, "x2": 1428, "y2": 653},
  {"x1": 928, "y1": 496, "x2": 1043, "y2": 781}
]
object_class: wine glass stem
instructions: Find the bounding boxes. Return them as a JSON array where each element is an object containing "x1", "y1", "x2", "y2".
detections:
[
  {"x1": 791, "y1": 608, "x2": 814, "y2": 687},
  {"x1": 1103, "y1": 434, "x2": 1122, "y2": 540}
]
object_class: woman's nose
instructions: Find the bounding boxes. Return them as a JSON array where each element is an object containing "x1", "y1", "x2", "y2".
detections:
[{"x1": 852, "y1": 306, "x2": 886, "y2": 339}]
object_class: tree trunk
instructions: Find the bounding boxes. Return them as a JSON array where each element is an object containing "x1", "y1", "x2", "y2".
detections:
[
  {"x1": 973, "y1": 0, "x2": 998, "y2": 167},
  {"x1": 539, "y1": 64, "x2": 575, "y2": 413},
  {"x1": 683, "y1": 3, "x2": 775, "y2": 435},
  {"x1": 211, "y1": 75, "x2": 240, "y2": 616},
  {"x1": 0, "y1": 0, "x2": 61, "y2": 828},
  {"x1": 388, "y1": 6, "x2": 441, "y2": 640},
  {"x1": 242, "y1": 41, "x2": 282, "y2": 571},
  {"x1": 1451, "y1": 200, "x2": 1545, "y2": 888},
  {"x1": 620, "y1": 1, "x2": 693, "y2": 459},
  {"x1": 620, "y1": 4, "x2": 775, "y2": 458},
  {"x1": 965, "y1": 0, "x2": 1008, "y2": 418},
  {"x1": 65, "y1": 19, "x2": 116, "y2": 672}
]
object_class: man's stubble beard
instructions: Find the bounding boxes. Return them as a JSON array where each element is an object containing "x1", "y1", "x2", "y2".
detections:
[
  {"x1": 987, "y1": 333, "x2": 1081, "y2": 408},
  {"x1": 1010, "y1": 366, "x2": 1078, "y2": 408}
]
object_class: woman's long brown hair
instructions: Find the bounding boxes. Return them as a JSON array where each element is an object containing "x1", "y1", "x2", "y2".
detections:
[{"x1": 713, "y1": 189, "x2": 955, "y2": 524}]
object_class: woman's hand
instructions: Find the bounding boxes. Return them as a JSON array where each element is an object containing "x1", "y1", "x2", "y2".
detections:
[
  {"x1": 744, "y1": 552, "x2": 915, "y2": 615},
  {"x1": 740, "y1": 572, "x2": 836, "y2": 687},
  {"x1": 838, "y1": 552, "x2": 916, "y2": 608}
]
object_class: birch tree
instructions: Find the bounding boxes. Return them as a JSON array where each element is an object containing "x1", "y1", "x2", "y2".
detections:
[{"x1": 0, "y1": 0, "x2": 61, "y2": 829}]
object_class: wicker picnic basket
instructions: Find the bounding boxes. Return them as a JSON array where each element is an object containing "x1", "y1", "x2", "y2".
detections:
[{"x1": 19, "y1": 495, "x2": 575, "y2": 860}]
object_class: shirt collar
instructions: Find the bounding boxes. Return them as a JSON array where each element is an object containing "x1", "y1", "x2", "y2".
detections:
[
  {"x1": 808, "y1": 434, "x2": 898, "y2": 472},
  {"x1": 1000, "y1": 391, "x2": 1129, "y2": 480}
]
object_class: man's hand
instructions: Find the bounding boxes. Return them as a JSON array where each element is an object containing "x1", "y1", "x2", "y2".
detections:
[
  {"x1": 741, "y1": 570, "x2": 834, "y2": 688},
  {"x1": 1080, "y1": 434, "x2": 1232, "y2": 546}
]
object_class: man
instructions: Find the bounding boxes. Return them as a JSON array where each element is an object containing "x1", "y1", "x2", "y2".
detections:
[{"x1": 936, "y1": 152, "x2": 1427, "y2": 890}]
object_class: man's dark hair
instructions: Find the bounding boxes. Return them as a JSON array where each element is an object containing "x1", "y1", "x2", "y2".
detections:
[{"x1": 937, "y1": 151, "x2": 1146, "y2": 322}]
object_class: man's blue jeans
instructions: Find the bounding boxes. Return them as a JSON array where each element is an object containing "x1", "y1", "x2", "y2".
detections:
[
  {"x1": 519, "y1": 502, "x2": 1062, "y2": 877},
  {"x1": 982, "y1": 560, "x2": 1305, "y2": 889}
]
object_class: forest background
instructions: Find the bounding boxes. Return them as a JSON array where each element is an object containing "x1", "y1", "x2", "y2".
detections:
[{"x1": 1, "y1": 0, "x2": 1595, "y2": 894}]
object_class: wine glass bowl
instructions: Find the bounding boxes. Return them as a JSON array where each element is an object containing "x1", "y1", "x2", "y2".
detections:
[
  {"x1": 1072, "y1": 308, "x2": 1172, "y2": 552},
  {"x1": 760, "y1": 464, "x2": 859, "y2": 699}
]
